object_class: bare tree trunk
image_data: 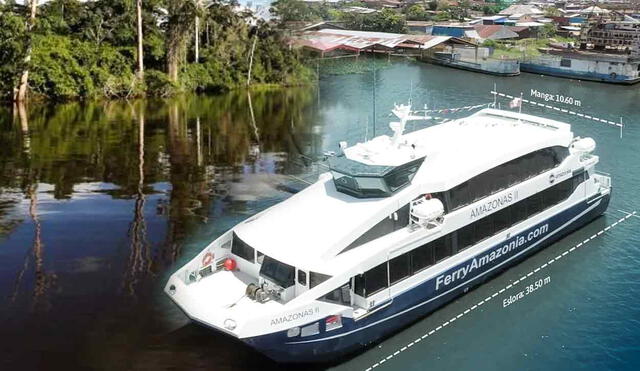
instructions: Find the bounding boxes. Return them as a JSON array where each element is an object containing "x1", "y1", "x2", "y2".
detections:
[
  {"x1": 167, "y1": 47, "x2": 180, "y2": 82},
  {"x1": 247, "y1": 36, "x2": 257, "y2": 86},
  {"x1": 136, "y1": 0, "x2": 144, "y2": 79},
  {"x1": 194, "y1": 14, "x2": 200, "y2": 63},
  {"x1": 206, "y1": 21, "x2": 210, "y2": 46},
  {"x1": 166, "y1": 0, "x2": 191, "y2": 83},
  {"x1": 16, "y1": 0, "x2": 38, "y2": 103}
]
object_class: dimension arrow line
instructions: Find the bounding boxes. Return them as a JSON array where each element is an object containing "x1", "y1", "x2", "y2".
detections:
[
  {"x1": 364, "y1": 211, "x2": 637, "y2": 371},
  {"x1": 490, "y1": 91, "x2": 623, "y2": 128}
]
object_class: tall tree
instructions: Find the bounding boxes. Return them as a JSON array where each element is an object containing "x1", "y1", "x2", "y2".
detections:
[
  {"x1": 16, "y1": 0, "x2": 39, "y2": 102},
  {"x1": 194, "y1": 0, "x2": 201, "y2": 63},
  {"x1": 136, "y1": 0, "x2": 144, "y2": 78},
  {"x1": 166, "y1": 0, "x2": 196, "y2": 82}
]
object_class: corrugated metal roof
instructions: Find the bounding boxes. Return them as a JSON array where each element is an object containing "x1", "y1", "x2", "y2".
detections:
[{"x1": 292, "y1": 29, "x2": 474, "y2": 53}]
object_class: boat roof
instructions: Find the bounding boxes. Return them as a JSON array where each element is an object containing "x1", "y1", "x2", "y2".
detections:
[{"x1": 233, "y1": 108, "x2": 574, "y2": 271}]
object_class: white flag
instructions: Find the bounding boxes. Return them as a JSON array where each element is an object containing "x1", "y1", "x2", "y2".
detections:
[{"x1": 509, "y1": 97, "x2": 522, "y2": 109}]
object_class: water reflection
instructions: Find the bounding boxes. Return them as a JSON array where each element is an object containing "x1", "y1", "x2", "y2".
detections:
[{"x1": 0, "y1": 88, "x2": 321, "y2": 368}]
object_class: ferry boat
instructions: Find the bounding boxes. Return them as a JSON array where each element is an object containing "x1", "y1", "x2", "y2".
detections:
[{"x1": 164, "y1": 105, "x2": 611, "y2": 363}]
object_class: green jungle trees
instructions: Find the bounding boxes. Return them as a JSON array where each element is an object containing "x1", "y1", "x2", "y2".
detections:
[{"x1": 0, "y1": 0, "x2": 311, "y2": 102}]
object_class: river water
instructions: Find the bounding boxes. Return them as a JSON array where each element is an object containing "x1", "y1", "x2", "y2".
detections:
[{"x1": 1, "y1": 60, "x2": 639, "y2": 370}]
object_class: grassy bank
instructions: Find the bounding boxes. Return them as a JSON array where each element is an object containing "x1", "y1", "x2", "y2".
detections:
[{"x1": 486, "y1": 37, "x2": 576, "y2": 60}]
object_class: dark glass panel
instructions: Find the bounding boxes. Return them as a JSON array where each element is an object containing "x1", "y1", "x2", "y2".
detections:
[
  {"x1": 450, "y1": 181, "x2": 471, "y2": 210},
  {"x1": 410, "y1": 243, "x2": 435, "y2": 273},
  {"x1": 310, "y1": 272, "x2": 331, "y2": 288},
  {"x1": 434, "y1": 236, "x2": 452, "y2": 261},
  {"x1": 354, "y1": 274, "x2": 365, "y2": 297},
  {"x1": 389, "y1": 254, "x2": 410, "y2": 284},
  {"x1": 231, "y1": 233, "x2": 255, "y2": 263},
  {"x1": 493, "y1": 207, "x2": 511, "y2": 233},
  {"x1": 475, "y1": 216, "x2": 494, "y2": 243},
  {"x1": 526, "y1": 193, "x2": 544, "y2": 217},
  {"x1": 364, "y1": 263, "x2": 389, "y2": 297},
  {"x1": 457, "y1": 224, "x2": 475, "y2": 250},
  {"x1": 260, "y1": 256, "x2": 295, "y2": 288},
  {"x1": 512, "y1": 199, "x2": 528, "y2": 223},
  {"x1": 297, "y1": 270, "x2": 307, "y2": 286}
]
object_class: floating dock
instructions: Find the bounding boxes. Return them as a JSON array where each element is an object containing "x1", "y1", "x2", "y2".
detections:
[
  {"x1": 420, "y1": 50, "x2": 520, "y2": 76},
  {"x1": 521, "y1": 48, "x2": 640, "y2": 84}
]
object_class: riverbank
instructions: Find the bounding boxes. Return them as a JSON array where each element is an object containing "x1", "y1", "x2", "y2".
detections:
[{"x1": 0, "y1": 1, "x2": 314, "y2": 103}]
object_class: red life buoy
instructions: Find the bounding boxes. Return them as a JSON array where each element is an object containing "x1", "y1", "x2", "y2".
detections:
[{"x1": 202, "y1": 252, "x2": 214, "y2": 266}]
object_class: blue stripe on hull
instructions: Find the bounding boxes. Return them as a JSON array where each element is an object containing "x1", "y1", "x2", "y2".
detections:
[
  {"x1": 520, "y1": 64, "x2": 640, "y2": 84},
  {"x1": 241, "y1": 194, "x2": 610, "y2": 363}
]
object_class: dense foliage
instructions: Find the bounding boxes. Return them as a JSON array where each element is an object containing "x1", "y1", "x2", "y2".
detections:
[
  {"x1": 0, "y1": 0, "x2": 311, "y2": 101},
  {"x1": 340, "y1": 9, "x2": 407, "y2": 34},
  {"x1": 0, "y1": 11, "x2": 28, "y2": 100}
]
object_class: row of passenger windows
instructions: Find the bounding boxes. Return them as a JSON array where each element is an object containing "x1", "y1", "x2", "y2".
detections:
[
  {"x1": 449, "y1": 146, "x2": 569, "y2": 211},
  {"x1": 339, "y1": 147, "x2": 569, "y2": 255},
  {"x1": 350, "y1": 172, "x2": 586, "y2": 298}
]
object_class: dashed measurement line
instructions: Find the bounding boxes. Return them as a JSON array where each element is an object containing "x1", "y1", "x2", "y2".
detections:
[
  {"x1": 491, "y1": 91, "x2": 623, "y2": 128},
  {"x1": 365, "y1": 212, "x2": 636, "y2": 371}
]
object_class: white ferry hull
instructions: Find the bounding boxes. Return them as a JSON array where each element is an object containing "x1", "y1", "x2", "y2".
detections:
[{"x1": 240, "y1": 191, "x2": 610, "y2": 363}]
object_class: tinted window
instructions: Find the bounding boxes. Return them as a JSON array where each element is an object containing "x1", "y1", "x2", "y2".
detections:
[
  {"x1": 434, "y1": 236, "x2": 452, "y2": 262},
  {"x1": 449, "y1": 146, "x2": 569, "y2": 211},
  {"x1": 343, "y1": 216, "x2": 395, "y2": 253},
  {"x1": 342, "y1": 204, "x2": 411, "y2": 253},
  {"x1": 457, "y1": 224, "x2": 475, "y2": 250},
  {"x1": 526, "y1": 193, "x2": 544, "y2": 217},
  {"x1": 354, "y1": 262, "x2": 388, "y2": 297},
  {"x1": 365, "y1": 263, "x2": 388, "y2": 296},
  {"x1": 309, "y1": 272, "x2": 331, "y2": 288},
  {"x1": 259, "y1": 256, "x2": 295, "y2": 288},
  {"x1": 321, "y1": 283, "x2": 351, "y2": 305},
  {"x1": 450, "y1": 181, "x2": 471, "y2": 210},
  {"x1": 354, "y1": 274, "x2": 365, "y2": 297},
  {"x1": 396, "y1": 203, "x2": 411, "y2": 228},
  {"x1": 475, "y1": 217, "x2": 494, "y2": 243},
  {"x1": 410, "y1": 242, "x2": 435, "y2": 273},
  {"x1": 493, "y1": 207, "x2": 510, "y2": 233},
  {"x1": 389, "y1": 254, "x2": 410, "y2": 284},
  {"x1": 512, "y1": 200, "x2": 528, "y2": 224},
  {"x1": 232, "y1": 233, "x2": 255, "y2": 263},
  {"x1": 384, "y1": 161, "x2": 422, "y2": 192},
  {"x1": 297, "y1": 270, "x2": 307, "y2": 286}
]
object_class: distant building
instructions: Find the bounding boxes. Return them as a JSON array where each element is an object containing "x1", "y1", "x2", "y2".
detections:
[
  {"x1": 499, "y1": 4, "x2": 544, "y2": 17},
  {"x1": 480, "y1": 15, "x2": 508, "y2": 25},
  {"x1": 342, "y1": 6, "x2": 379, "y2": 14},
  {"x1": 578, "y1": 6, "x2": 610, "y2": 17},
  {"x1": 406, "y1": 21, "x2": 433, "y2": 34},
  {"x1": 471, "y1": 25, "x2": 520, "y2": 41},
  {"x1": 431, "y1": 24, "x2": 473, "y2": 38},
  {"x1": 361, "y1": 0, "x2": 402, "y2": 8}
]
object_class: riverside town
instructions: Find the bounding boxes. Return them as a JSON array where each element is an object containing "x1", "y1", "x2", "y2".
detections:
[{"x1": 1, "y1": 0, "x2": 639, "y2": 370}]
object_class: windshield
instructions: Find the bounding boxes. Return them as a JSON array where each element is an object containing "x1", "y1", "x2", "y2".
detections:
[
  {"x1": 259, "y1": 256, "x2": 295, "y2": 288},
  {"x1": 331, "y1": 171, "x2": 389, "y2": 198},
  {"x1": 329, "y1": 156, "x2": 424, "y2": 198}
]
